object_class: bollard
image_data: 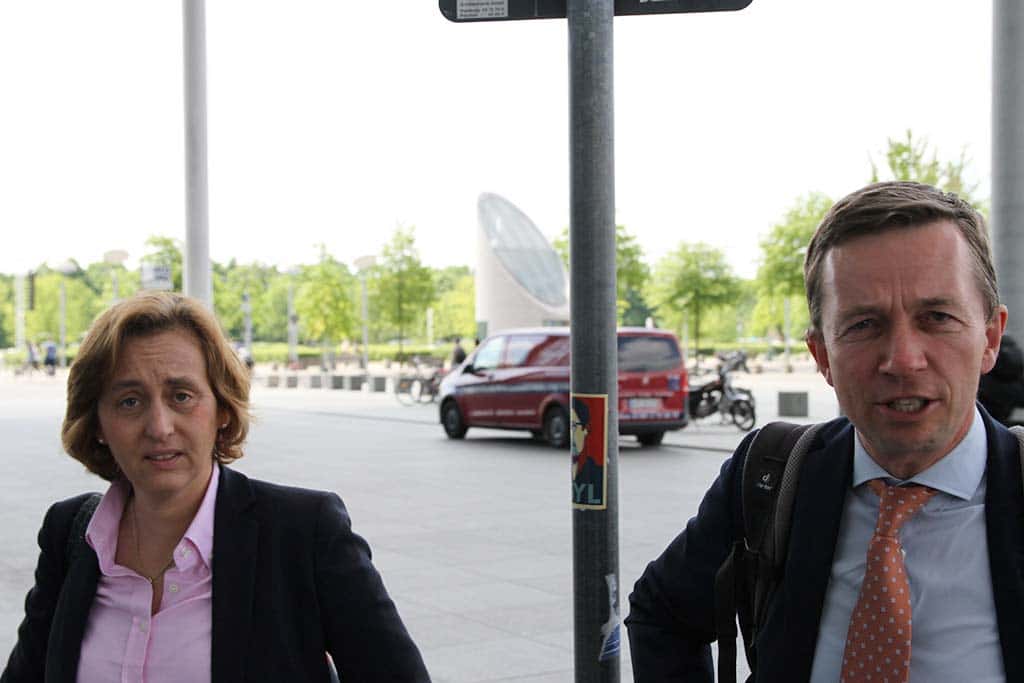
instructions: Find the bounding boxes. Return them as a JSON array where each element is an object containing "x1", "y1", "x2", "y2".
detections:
[{"x1": 778, "y1": 391, "x2": 809, "y2": 417}]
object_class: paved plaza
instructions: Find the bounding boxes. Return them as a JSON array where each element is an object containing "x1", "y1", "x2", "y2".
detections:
[{"x1": 0, "y1": 366, "x2": 836, "y2": 681}]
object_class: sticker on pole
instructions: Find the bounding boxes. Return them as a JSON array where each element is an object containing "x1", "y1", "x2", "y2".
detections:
[
  {"x1": 457, "y1": 0, "x2": 508, "y2": 19},
  {"x1": 571, "y1": 393, "x2": 607, "y2": 510}
]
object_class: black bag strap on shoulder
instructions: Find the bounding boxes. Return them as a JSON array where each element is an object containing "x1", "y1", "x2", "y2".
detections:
[
  {"x1": 64, "y1": 493, "x2": 102, "y2": 575},
  {"x1": 1011, "y1": 427, "x2": 1024, "y2": 497},
  {"x1": 714, "y1": 421, "x2": 823, "y2": 683}
]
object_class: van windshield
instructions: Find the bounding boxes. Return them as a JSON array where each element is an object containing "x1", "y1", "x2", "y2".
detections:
[{"x1": 617, "y1": 335, "x2": 682, "y2": 373}]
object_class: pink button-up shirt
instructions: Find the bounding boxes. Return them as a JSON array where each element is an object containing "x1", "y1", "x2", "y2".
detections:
[{"x1": 77, "y1": 464, "x2": 219, "y2": 683}]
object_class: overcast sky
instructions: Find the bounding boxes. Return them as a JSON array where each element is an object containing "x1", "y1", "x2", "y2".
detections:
[{"x1": 0, "y1": 1, "x2": 992, "y2": 279}]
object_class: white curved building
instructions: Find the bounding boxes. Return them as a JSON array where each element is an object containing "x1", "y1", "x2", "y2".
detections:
[{"x1": 475, "y1": 193, "x2": 570, "y2": 339}]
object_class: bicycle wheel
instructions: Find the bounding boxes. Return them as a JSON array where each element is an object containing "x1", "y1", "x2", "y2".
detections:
[{"x1": 730, "y1": 399, "x2": 756, "y2": 431}]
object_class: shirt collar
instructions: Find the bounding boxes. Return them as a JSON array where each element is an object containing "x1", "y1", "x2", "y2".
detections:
[
  {"x1": 852, "y1": 406, "x2": 987, "y2": 501},
  {"x1": 181, "y1": 462, "x2": 219, "y2": 571},
  {"x1": 85, "y1": 477, "x2": 131, "y2": 576}
]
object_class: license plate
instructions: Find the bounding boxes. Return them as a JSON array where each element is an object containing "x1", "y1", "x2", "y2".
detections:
[{"x1": 628, "y1": 398, "x2": 661, "y2": 411}]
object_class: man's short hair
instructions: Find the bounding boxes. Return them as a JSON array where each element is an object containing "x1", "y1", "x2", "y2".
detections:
[
  {"x1": 804, "y1": 181, "x2": 998, "y2": 336},
  {"x1": 62, "y1": 291, "x2": 251, "y2": 481}
]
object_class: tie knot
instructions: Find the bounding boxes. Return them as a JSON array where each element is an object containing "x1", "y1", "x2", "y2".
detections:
[{"x1": 867, "y1": 479, "x2": 936, "y2": 537}]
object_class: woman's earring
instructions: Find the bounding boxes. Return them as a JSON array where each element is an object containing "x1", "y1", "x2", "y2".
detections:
[{"x1": 97, "y1": 436, "x2": 105, "y2": 445}]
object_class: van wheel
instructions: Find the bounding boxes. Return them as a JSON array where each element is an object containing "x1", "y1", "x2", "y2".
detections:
[
  {"x1": 442, "y1": 400, "x2": 468, "y2": 439},
  {"x1": 543, "y1": 406, "x2": 569, "y2": 449},
  {"x1": 637, "y1": 431, "x2": 665, "y2": 447}
]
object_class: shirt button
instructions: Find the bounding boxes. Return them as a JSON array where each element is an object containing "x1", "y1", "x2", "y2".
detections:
[
  {"x1": 178, "y1": 547, "x2": 190, "y2": 558},
  {"x1": 169, "y1": 583, "x2": 179, "y2": 593},
  {"x1": 139, "y1": 622, "x2": 148, "y2": 633}
]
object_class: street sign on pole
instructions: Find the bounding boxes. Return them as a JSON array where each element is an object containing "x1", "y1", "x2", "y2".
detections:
[
  {"x1": 440, "y1": 1, "x2": 753, "y2": 680},
  {"x1": 141, "y1": 263, "x2": 174, "y2": 291},
  {"x1": 440, "y1": 0, "x2": 751, "y2": 22}
]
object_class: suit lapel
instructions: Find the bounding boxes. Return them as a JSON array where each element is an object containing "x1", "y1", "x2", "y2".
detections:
[
  {"x1": 779, "y1": 422, "x2": 853, "y2": 680},
  {"x1": 211, "y1": 465, "x2": 258, "y2": 682},
  {"x1": 982, "y1": 413, "x2": 1024, "y2": 681},
  {"x1": 46, "y1": 552, "x2": 100, "y2": 683}
]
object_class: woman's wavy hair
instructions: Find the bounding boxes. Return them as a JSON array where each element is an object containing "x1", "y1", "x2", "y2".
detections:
[{"x1": 62, "y1": 291, "x2": 251, "y2": 480}]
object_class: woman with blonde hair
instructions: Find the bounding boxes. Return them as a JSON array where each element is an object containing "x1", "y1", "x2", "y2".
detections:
[{"x1": 2, "y1": 292, "x2": 429, "y2": 682}]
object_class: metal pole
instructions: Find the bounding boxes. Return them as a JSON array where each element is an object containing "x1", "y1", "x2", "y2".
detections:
[
  {"x1": 568, "y1": 1, "x2": 619, "y2": 681},
  {"x1": 993, "y1": 0, "x2": 1024, "y2": 341},
  {"x1": 59, "y1": 279, "x2": 67, "y2": 368},
  {"x1": 287, "y1": 277, "x2": 299, "y2": 365},
  {"x1": 242, "y1": 291, "x2": 253, "y2": 352},
  {"x1": 783, "y1": 297, "x2": 792, "y2": 372},
  {"x1": 14, "y1": 275, "x2": 25, "y2": 351},
  {"x1": 361, "y1": 274, "x2": 370, "y2": 377},
  {"x1": 183, "y1": 0, "x2": 212, "y2": 307}
]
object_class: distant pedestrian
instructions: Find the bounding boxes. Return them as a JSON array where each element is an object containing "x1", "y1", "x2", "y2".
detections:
[
  {"x1": 43, "y1": 339, "x2": 58, "y2": 375},
  {"x1": 451, "y1": 337, "x2": 467, "y2": 366},
  {"x1": 25, "y1": 341, "x2": 39, "y2": 373},
  {"x1": 978, "y1": 333, "x2": 1024, "y2": 425}
]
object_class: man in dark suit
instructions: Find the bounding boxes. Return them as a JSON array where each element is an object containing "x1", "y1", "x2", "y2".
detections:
[{"x1": 626, "y1": 182, "x2": 1021, "y2": 681}]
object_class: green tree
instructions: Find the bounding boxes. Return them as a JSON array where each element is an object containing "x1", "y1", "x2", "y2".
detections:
[
  {"x1": 295, "y1": 245, "x2": 358, "y2": 359},
  {"x1": 646, "y1": 242, "x2": 740, "y2": 358},
  {"x1": 0, "y1": 275, "x2": 14, "y2": 348},
  {"x1": 369, "y1": 226, "x2": 435, "y2": 358},
  {"x1": 141, "y1": 236, "x2": 184, "y2": 291},
  {"x1": 23, "y1": 265, "x2": 97, "y2": 348},
  {"x1": 552, "y1": 223, "x2": 651, "y2": 325},
  {"x1": 213, "y1": 261, "x2": 278, "y2": 341},
  {"x1": 253, "y1": 271, "x2": 291, "y2": 343},
  {"x1": 870, "y1": 130, "x2": 982, "y2": 208},
  {"x1": 432, "y1": 268, "x2": 476, "y2": 342},
  {"x1": 755, "y1": 193, "x2": 832, "y2": 341},
  {"x1": 83, "y1": 261, "x2": 136, "y2": 306}
]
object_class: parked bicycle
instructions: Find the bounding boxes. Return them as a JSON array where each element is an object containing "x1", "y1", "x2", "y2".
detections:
[
  {"x1": 394, "y1": 357, "x2": 446, "y2": 406},
  {"x1": 687, "y1": 350, "x2": 756, "y2": 431}
]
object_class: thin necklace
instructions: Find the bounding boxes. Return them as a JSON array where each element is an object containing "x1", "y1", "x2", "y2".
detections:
[{"x1": 129, "y1": 494, "x2": 176, "y2": 585}]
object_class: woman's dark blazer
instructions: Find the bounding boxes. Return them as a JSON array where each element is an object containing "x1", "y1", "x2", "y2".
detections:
[{"x1": 2, "y1": 465, "x2": 430, "y2": 682}]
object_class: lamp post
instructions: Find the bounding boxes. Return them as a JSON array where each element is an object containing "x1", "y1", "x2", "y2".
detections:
[
  {"x1": 56, "y1": 260, "x2": 80, "y2": 368},
  {"x1": 354, "y1": 255, "x2": 376, "y2": 378},
  {"x1": 286, "y1": 266, "x2": 300, "y2": 367},
  {"x1": 103, "y1": 250, "x2": 129, "y2": 303},
  {"x1": 242, "y1": 290, "x2": 253, "y2": 356}
]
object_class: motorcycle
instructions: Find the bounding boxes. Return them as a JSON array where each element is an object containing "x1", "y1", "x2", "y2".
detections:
[{"x1": 687, "y1": 350, "x2": 756, "y2": 431}]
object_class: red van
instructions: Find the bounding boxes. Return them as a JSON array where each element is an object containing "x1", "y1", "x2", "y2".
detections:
[{"x1": 438, "y1": 327, "x2": 688, "y2": 447}]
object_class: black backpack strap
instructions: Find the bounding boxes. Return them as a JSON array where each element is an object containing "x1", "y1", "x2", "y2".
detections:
[
  {"x1": 715, "y1": 421, "x2": 822, "y2": 683},
  {"x1": 1011, "y1": 426, "x2": 1024, "y2": 495},
  {"x1": 714, "y1": 540, "x2": 744, "y2": 683},
  {"x1": 740, "y1": 423, "x2": 809, "y2": 630},
  {"x1": 64, "y1": 493, "x2": 102, "y2": 575}
]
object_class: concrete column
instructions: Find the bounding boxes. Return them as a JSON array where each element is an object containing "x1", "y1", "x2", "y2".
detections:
[
  {"x1": 993, "y1": 0, "x2": 1024, "y2": 340},
  {"x1": 183, "y1": 0, "x2": 212, "y2": 306}
]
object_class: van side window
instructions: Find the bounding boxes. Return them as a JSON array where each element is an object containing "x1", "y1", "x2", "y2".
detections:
[
  {"x1": 504, "y1": 335, "x2": 545, "y2": 367},
  {"x1": 472, "y1": 337, "x2": 504, "y2": 371},
  {"x1": 528, "y1": 336, "x2": 571, "y2": 367}
]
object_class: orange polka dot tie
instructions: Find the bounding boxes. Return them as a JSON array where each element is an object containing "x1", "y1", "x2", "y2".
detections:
[{"x1": 840, "y1": 480, "x2": 936, "y2": 683}]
